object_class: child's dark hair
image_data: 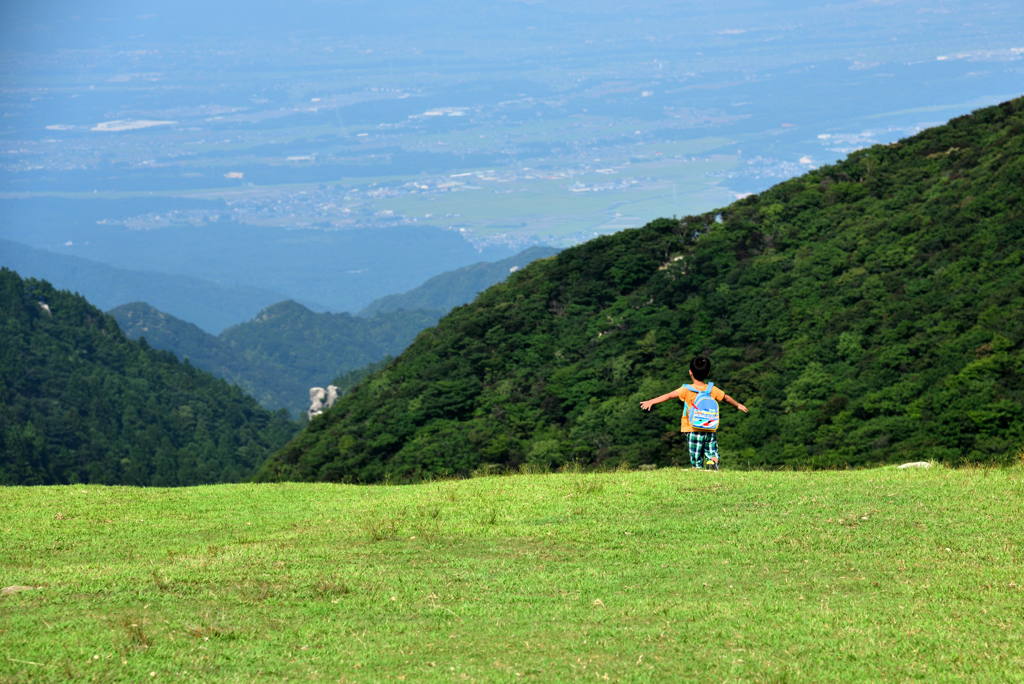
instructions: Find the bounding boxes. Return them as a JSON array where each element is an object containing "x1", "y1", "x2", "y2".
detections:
[{"x1": 689, "y1": 356, "x2": 711, "y2": 381}]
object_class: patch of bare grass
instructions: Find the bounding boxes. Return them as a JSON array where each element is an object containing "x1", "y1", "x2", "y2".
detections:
[
  {"x1": 313, "y1": 578, "x2": 352, "y2": 598},
  {"x1": 120, "y1": 616, "x2": 153, "y2": 651}
]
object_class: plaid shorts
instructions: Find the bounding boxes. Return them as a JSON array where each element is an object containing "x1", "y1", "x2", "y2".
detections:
[{"x1": 686, "y1": 431, "x2": 720, "y2": 468}]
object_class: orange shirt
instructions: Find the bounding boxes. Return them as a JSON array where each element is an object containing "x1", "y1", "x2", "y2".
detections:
[{"x1": 676, "y1": 382, "x2": 726, "y2": 432}]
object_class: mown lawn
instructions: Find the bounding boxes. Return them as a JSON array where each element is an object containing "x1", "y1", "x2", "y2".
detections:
[{"x1": 1, "y1": 465, "x2": 1021, "y2": 683}]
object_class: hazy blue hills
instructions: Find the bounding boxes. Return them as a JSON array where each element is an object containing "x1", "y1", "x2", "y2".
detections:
[
  {"x1": 359, "y1": 246, "x2": 561, "y2": 316},
  {"x1": 110, "y1": 300, "x2": 443, "y2": 416},
  {"x1": 0, "y1": 198, "x2": 518, "y2": 316},
  {"x1": 0, "y1": 239, "x2": 290, "y2": 334},
  {"x1": 0, "y1": 269, "x2": 298, "y2": 486},
  {"x1": 258, "y1": 98, "x2": 1024, "y2": 483}
]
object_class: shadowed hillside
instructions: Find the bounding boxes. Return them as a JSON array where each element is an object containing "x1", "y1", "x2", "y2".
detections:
[
  {"x1": 257, "y1": 99, "x2": 1024, "y2": 483},
  {"x1": 0, "y1": 270, "x2": 298, "y2": 486}
]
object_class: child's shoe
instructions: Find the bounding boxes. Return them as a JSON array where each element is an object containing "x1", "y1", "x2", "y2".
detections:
[{"x1": 704, "y1": 458, "x2": 719, "y2": 471}]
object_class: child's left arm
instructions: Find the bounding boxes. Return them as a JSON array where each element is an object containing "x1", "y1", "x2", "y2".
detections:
[{"x1": 722, "y1": 394, "x2": 748, "y2": 413}]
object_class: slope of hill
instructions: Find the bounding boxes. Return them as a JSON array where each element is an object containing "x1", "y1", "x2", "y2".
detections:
[
  {"x1": 109, "y1": 302, "x2": 234, "y2": 374},
  {"x1": 0, "y1": 239, "x2": 291, "y2": 333},
  {"x1": 258, "y1": 98, "x2": 1024, "y2": 483},
  {"x1": 110, "y1": 300, "x2": 443, "y2": 416},
  {"x1": 0, "y1": 269, "x2": 298, "y2": 486},
  {"x1": 330, "y1": 356, "x2": 394, "y2": 397},
  {"x1": 107, "y1": 302, "x2": 282, "y2": 408},
  {"x1": 358, "y1": 246, "x2": 561, "y2": 316}
]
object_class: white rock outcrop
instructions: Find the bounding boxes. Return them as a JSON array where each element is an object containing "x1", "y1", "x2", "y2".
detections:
[
  {"x1": 308, "y1": 385, "x2": 340, "y2": 421},
  {"x1": 897, "y1": 461, "x2": 932, "y2": 469}
]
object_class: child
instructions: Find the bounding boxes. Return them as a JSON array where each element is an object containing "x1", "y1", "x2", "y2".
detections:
[{"x1": 640, "y1": 356, "x2": 747, "y2": 469}]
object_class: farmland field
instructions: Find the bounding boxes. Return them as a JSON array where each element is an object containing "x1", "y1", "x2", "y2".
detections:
[{"x1": 1, "y1": 465, "x2": 1021, "y2": 682}]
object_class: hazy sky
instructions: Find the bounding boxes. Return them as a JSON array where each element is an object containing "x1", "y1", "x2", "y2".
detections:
[{"x1": 5, "y1": 1, "x2": 1017, "y2": 53}]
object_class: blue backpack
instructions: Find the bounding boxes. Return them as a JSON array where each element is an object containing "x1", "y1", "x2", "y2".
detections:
[{"x1": 683, "y1": 382, "x2": 720, "y2": 431}]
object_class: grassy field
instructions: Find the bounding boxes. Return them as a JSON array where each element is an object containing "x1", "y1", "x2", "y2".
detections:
[{"x1": 1, "y1": 465, "x2": 1021, "y2": 683}]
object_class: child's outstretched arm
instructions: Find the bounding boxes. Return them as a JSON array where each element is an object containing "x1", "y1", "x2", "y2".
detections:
[
  {"x1": 640, "y1": 390, "x2": 680, "y2": 411},
  {"x1": 723, "y1": 394, "x2": 748, "y2": 413}
]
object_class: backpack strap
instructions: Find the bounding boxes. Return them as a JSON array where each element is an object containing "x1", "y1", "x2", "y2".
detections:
[
  {"x1": 685, "y1": 383, "x2": 712, "y2": 395},
  {"x1": 681, "y1": 384, "x2": 705, "y2": 418}
]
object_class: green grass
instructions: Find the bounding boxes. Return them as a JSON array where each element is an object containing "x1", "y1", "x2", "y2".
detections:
[{"x1": 1, "y1": 466, "x2": 1021, "y2": 682}]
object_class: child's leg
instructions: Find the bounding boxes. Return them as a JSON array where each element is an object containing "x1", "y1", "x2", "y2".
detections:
[
  {"x1": 706, "y1": 433, "x2": 720, "y2": 466},
  {"x1": 686, "y1": 433, "x2": 703, "y2": 468}
]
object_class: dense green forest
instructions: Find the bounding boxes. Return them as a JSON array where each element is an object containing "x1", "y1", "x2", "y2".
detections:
[
  {"x1": 0, "y1": 270, "x2": 299, "y2": 486},
  {"x1": 331, "y1": 356, "x2": 394, "y2": 397},
  {"x1": 258, "y1": 98, "x2": 1024, "y2": 483},
  {"x1": 111, "y1": 301, "x2": 442, "y2": 415},
  {"x1": 359, "y1": 246, "x2": 560, "y2": 316}
]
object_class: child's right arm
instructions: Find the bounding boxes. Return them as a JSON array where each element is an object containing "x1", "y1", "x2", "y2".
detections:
[
  {"x1": 722, "y1": 394, "x2": 748, "y2": 413},
  {"x1": 640, "y1": 391, "x2": 679, "y2": 411}
]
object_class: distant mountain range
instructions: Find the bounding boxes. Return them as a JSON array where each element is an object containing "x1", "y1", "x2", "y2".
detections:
[
  {"x1": 0, "y1": 239, "x2": 293, "y2": 334},
  {"x1": 0, "y1": 198, "x2": 519, "y2": 319},
  {"x1": 108, "y1": 246, "x2": 561, "y2": 415},
  {"x1": 110, "y1": 301, "x2": 442, "y2": 416},
  {"x1": 359, "y1": 246, "x2": 560, "y2": 316}
]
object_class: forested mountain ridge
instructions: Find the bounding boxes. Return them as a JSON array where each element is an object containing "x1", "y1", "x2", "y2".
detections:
[
  {"x1": 257, "y1": 99, "x2": 1024, "y2": 483},
  {"x1": 109, "y1": 246, "x2": 560, "y2": 415},
  {"x1": 219, "y1": 301, "x2": 443, "y2": 413},
  {"x1": 0, "y1": 270, "x2": 299, "y2": 486},
  {"x1": 110, "y1": 302, "x2": 240, "y2": 379},
  {"x1": 110, "y1": 300, "x2": 443, "y2": 416}
]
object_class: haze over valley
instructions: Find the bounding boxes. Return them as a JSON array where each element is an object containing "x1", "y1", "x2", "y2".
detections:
[{"x1": 2, "y1": 0, "x2": 1022, "y2": 331}]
